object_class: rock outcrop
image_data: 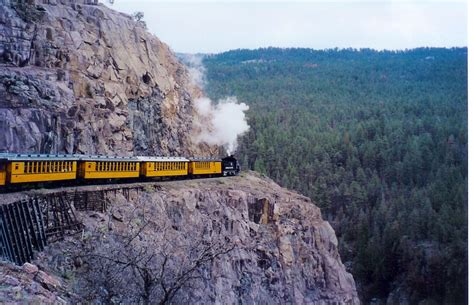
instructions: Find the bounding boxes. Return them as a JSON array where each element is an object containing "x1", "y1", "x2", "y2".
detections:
[
  {"x1": 15, "y1": 172, "x2": 359, "y2": 304},
  {"x1": 0, "y1": 0, "x2": 212, "y2": 156}
]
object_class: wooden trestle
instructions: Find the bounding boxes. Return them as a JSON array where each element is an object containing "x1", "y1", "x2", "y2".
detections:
[{"x1": 0, "y1": 186, "x2": 143, "y2": 265}]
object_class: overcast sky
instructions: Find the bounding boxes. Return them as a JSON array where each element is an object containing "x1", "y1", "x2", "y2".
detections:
[{"x1": 102, "y1": 0, "x2": 467, "y2": 54}]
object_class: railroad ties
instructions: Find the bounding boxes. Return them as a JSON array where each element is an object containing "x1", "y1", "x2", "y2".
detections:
[{"x1": 0, "y1": 186, "x2": 142, "y2": 265}]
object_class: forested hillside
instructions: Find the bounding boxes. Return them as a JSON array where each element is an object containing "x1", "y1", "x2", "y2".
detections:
[{"x1": 202, "y1": 47, "x2": 467, "y2": 304}]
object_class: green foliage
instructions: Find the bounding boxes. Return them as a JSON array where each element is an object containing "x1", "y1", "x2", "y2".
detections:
[{"x1": 203, "y1": 47, "x2": 467, "y2": 304}]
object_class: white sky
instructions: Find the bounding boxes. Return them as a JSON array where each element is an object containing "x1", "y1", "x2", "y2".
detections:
[{"x1": 102, "y1": 0, "x2": 467, "y2": 53}]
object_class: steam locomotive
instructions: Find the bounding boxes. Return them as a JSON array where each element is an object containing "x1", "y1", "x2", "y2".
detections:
[{"x1": 0, "y1": 153, "x2": 240, "y2": 188}]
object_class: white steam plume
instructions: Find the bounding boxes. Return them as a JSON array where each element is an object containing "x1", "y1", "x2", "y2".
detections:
[
  {"x1": 195, "y1": 96, "x2": 250, "y2": 155},
  {"x1": 179, "y1": 54, "x2": 250, "y2": 154},
  {"x1": 179, "y1": 53, "x2": 206, "y2": 88}
]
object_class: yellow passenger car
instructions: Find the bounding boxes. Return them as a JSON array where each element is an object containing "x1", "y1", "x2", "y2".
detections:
[
  {"x1": 0, "y1": 154, "x2": 77, "y2": 184},
  {"x1": 77, "y1": 155, "x2": 140, "y2": 180},
  {"x1": 138, "y1": 157, "x2": 189, "y2": 178},
  {"x1": 188, "y1": 158, "x2": 222, "y2": 176},
  {"x1": 0, "y1": 155, "x2": 7, "y2": 186}
]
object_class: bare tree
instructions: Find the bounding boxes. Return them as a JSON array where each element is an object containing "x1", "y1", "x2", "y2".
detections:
[{"x1": 78, "y1": 207, "x2": 235, "y2": 304}]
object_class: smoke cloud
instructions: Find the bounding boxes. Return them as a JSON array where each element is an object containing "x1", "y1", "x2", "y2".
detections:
[
  {"x1": 179, "y1": 53, "x2": 250, "y2": 155},
  {"x1": 178, "y1": 53, "x2": 206, "y2": 88},
  {"x1": 194, "y1": 96, "x2": 250, "y2": 155}
]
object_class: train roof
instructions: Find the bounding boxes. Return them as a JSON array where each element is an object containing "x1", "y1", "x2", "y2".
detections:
[
  {"x1": 0, "y1": 153, "x2": 79, "y2": 161},
  {"x1": 136, "y1": 156, "x2": 189, "y2": 162},
  {"x1": 73, "y1": 155, "x2": 139, "y2": 161},
  {"x1": 188, "y1": 157, "x2": 221, "y2": 162}
]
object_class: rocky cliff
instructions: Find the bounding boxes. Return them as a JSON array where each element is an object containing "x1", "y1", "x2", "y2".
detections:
[
  {"x1": 0, "y1": 0, "x2": 211, "y2": 156},
  {"x1": 0, "y1": 172, "x2": 359, "y2": 304}
]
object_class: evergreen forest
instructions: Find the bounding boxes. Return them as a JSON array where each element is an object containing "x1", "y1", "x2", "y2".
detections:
[{"x1": 202, "y1": 47, "x2": 467, "y2": 304}]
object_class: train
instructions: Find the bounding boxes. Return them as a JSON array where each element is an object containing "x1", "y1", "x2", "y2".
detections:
[{"x1": 0, "y1": 153, "x2": 240, "y2": 188}]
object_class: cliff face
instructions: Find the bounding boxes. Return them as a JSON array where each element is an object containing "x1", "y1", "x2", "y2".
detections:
[
  {"x1": 0, "y1": 173, "x2": 359, "y2": 304},
  {"x1": 0, "y1": 0, "x2": 211, "y2": 156}
]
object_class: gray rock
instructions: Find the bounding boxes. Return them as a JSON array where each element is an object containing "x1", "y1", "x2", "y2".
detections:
[{"x1": 0, "y1": 0, "x2": 215, "y2": 156}]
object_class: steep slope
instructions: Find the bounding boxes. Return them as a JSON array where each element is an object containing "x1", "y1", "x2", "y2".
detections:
[
  {"x1": 203, "y1": 48, "x2": 468, "y2": 304},
  {"x1": 0, "y1": 172, "x2": 359, "y2": 304},
  {"x1": 0, "y1": 0, "x2": 211, "y2": 156}
]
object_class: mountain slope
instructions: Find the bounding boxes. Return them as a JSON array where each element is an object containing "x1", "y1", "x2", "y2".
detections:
[
  {"x1": 0, "y1": 0, "x2": 211, "y2": 156},
  {"x1": 1, "y1": 173, "x2": 360, "y2": 304},
  {"x1": 203, "y1": 47, "x2": 468, "y2": 304}
]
